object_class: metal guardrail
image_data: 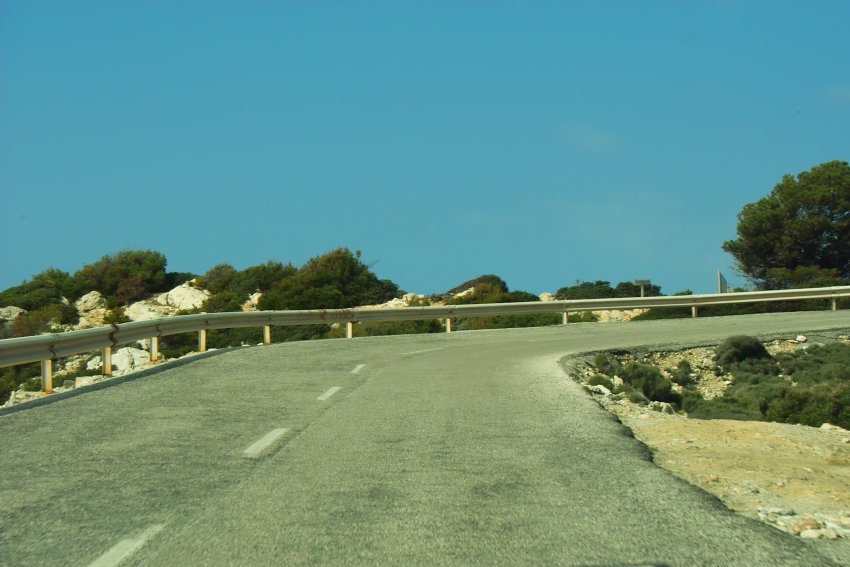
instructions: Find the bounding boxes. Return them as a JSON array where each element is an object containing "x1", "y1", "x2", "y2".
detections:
[{"x1": 1, "y1": 285, "x2": 848, "y2": 391}]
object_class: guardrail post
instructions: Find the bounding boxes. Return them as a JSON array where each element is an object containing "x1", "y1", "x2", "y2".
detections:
[
  {"x1": 691, "y1": 306, "x2": 699, "y2": 318},
  {"x1": 446, "y1": 318, "x2": 452, "y2": 333},
  {"x1": 346, "y1": 321, "x2": 353, "y2": 339},
  {"x1": 41, "y1": 359, "x2": 53, "y2": 392},
  {"x1": 198, "y1": 329, "x2": 207, "y2": 353},
  {"x1": 103, "y1": 346, "x2": 112, "y2": 377},
  {"x1": 263, "y1": 325, "x2": 271, "y2": 345},
  {"x1": 832, "y1": 298, "x2": 838, "y2": 311},
  {"x1": 562, "y1": 312, "x2": 569, "y2": 325},
  {"x1": 150, "y1": 336, "x2": 159, "y2": 362}
]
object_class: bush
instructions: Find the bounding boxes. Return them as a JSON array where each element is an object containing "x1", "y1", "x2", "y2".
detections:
[
  {"x1": 556, "y1": 280, "x2": 662, "y2": 300},
  {"x1": 0, "y1": 268, "x2": 74, "y2": 311},
  {"x1": 715, "y1": 336, "x2": 771, "y2": 367},
  {"x1": 202, "y1": 291, "x2": 245, "y2": 313},
  {"x1": 103, "y1": 307, "x2": 130, "y2": 325},
  {"x1": 628, "y1": 389, "x2": 647, "y2": 404},
  {"x1": 685, "y1": 395, "x2": 764, "y2": 421},
  {"x1": 620, "y1": 362, "x2": 681, "y2": 408},
  {"x1": 593, "y1": 353, "x2": 621, "y2": 376},
  {"x1": 764, "y1": 381, "x2": 850, "y2": 429},
  {"x1": 259, "y1": 249, "x2": 397, "y2": 311},
  {"x1": 670, "y1": 360, "x2": 694, "y2": 386},
  {"x1": 69, "y1": 250, "x2": 169, "y2": 305},
  {"x1": 9, "y1": 303, "x2": 79, "y2": 337},
  {"x1": 587, "y1": 374, "x2": 614, "y2": 390}
]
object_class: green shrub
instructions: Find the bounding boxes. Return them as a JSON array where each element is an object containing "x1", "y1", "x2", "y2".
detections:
[
  {"x1": 670, "y1": 360, "x2": 694, "y2": 386},
  {"x1": 556, "y1": 280, "x2": 661, "y2": 300},
  {"x1": 593, "y1": 353, "x2": 621, "y2": 376},
  {"x1": 0, "y1": 268, "x2": 74, "y2": 310},
  {"x1": 685, "y1": 395, "x2": 764, "y2": 421},
  {"x1": 764, "y1": 382, "x2": 850, "y2": 429},
  {"x1": 730, "y1": 357, "x2": 780, "y2": 377},
  {"x1": 69, "y1": 250, "x2": 170, "y2": 305},
  {"x1": 199, "y1": 264, "x2": 238, "y2": 294},
  {"x1": 202, "y1": 291, "x2": 245, "y2": 313},
  {"x1": 207, "y1": 327, "x2": 264, "y2": 348},
  {"x1": 103, "y1": 307, "x2": 130, "y2": 325},
  {"x1": 9, "y1": 303, "x2": 79, "y2": 337},
  {"x1": 587, "y1": 375, "x2": 614, "y2": 390},
  {"x1": 715, "y1": 336, "x2": 771, "y2": 367},
  {"x1": 259, "y1": 249, "x2": 397, "y2": 311},
  {"x1": 620, "y1": 362, "x2": 681, "y2": 408}
]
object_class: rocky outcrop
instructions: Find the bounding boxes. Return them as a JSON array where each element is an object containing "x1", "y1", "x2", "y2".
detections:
[
  {"x1": 158, "y1": 281, "x2": 210, "y2": 311},
  {"x1": 126, "y1": 281, "x2": 210, "y2": 322},
  {"x1": 0, "y1": 306, "x2": 26, "y2": 323},
  {"x1": 591, "y1": 309, "x2": 648, "y2": 322},
  {"x1": 75, "y1": 291, "x2": 108, "y2": 329},
  {"x1": 111, "y1": 347, "x2": 151, "y2": 375},
  {"x1": 241, "y1": 292, "x2": 263, "y2": 312},
  {"x1": 360, "y1": 293, "x2": 428, "y2": 310},
  {"x1": 77, "y1": 347, "x2": 152, "y2": 378}
]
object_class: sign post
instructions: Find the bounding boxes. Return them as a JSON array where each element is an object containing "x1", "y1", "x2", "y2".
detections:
[{"x1": 634, "y1": 279, "x2": 651, "y2": 298}]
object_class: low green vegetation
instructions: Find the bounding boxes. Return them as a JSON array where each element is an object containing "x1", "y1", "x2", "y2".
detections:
[
  {"x1": 592, "y1": 336, "x2": 850, "y2": 430},
  {"x1": 591, "y1": 353, "x2": 683, "y2": 409},
  {"x1": 447, "y1": 276, "x2": 561, "y2": 330}
]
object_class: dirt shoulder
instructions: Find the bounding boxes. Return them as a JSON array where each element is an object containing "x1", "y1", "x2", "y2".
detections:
[{"x1": 563, "y1": 340, "x2": 850, "y2": 543}]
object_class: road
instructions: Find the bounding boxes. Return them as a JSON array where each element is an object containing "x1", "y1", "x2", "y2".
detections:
[{"x1": 1, "y1": 311, "x2": 849, "y2": 566}]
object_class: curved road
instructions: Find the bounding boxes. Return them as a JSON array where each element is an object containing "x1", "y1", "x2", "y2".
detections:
[{"x1": 1, "y1": 311, "x2": 849, "y2": 566}]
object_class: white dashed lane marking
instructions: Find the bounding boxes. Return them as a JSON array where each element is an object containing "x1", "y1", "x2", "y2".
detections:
[
  {"x1": 317, "y1": 387, "x2": 342, "y2": 401},
  {"x1": 400, "y1": 348, "x2": 443, "y2": 355},
  {"x1": 88, "y1": 524, "x2": 165, "y2": 567},
  {"x1": 351, "y1": 364, "x2": 366, "y2": 374},
  {"x1": 242, "y1": 428, "x2": 290, "y2": 459}
]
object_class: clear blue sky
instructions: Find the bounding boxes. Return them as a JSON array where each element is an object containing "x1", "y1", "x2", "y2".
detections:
[{"x1": 2, "y1": 1, "x2": 849, "y2": 296}]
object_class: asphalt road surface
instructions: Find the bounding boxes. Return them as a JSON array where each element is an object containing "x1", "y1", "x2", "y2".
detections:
[{"x1": 1, "y1": 311, "x2": 849, "y2": 566}]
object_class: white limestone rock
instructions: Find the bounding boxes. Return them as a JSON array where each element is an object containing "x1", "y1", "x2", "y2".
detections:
[
  {"x1": 111, "y1": 347, "x2": 151, "y2": 375},
  {"x1": 588, "y1": 384, "x2": 612, "y2": 396},
  {"x1": 75, "y1": 291, "x2": 106, "y2": 312},
  {"x1": 125, "y1": 301, "x2": 175, "y2": 321},
  {"x1": 539, "y1": 292, "x2": 555, "y2": 302},
  {"x1": 86, "y1": 356, "x2": 102, "y2": 371},
  {"x1": 75, "y1": 291, "x2": 108, "y2": 328},
  {"x1": 242, "y1": 292, "x2": 263, "y2": 312},
  {"x1": 0, "y1": 306, "x2": 26, "y2": 322},
  {"x1": 592, "y1": 309, "x2": 649, "y2": 323},
  {"x1": 162, "y1": 281, "x2": 210, "y2": 311},
  {"x1": 454, "y1": 287, "x2": 476, "y2": 299}
]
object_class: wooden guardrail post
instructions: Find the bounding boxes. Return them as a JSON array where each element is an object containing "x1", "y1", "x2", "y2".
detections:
[
  {"x1": 346, "y1": 321, "x2": 353, "y2": 339},
  {"x1": 263, "y1": 325, "x2": 271, "y2": 345},
  {"x1": 103, "y1": 346, "x2": 112, "y2": 377},
  {"x1": 198, "y1": 329, "x2": 207, "y2": 352},
  {"x1": 41, "y1": 359, "x2": 53, "y2": 392},
  {"x1": 150, "y1": 336, "x2": 159, "y2": 362}
]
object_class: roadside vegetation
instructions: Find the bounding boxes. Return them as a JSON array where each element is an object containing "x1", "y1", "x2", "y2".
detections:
[
  {"x1": 590, "y1": 336, "x2": 850, "y2": 430},
  {"x1": 3, "y1": 157, "x2": 850, "y2": 408}
]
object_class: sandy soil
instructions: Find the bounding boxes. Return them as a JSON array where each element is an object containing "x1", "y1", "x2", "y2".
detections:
[{"x1": 567, "y1": 341, "x2": 850, "y2": 543}]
